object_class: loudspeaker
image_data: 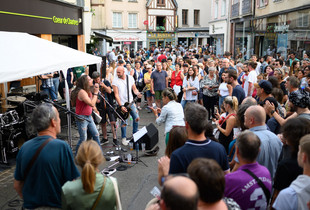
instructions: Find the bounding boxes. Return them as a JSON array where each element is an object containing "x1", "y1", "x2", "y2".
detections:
[{"x1": 133, "y1": 123, "x2": 158, "y2": 150}]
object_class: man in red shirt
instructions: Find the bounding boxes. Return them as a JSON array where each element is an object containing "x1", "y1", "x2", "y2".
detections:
[{"x1": 158, "y1": 52, "x2": 167, "y2": 63}]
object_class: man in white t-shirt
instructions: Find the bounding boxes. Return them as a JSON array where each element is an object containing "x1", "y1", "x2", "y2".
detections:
[
  {"x1": 251, "y1": 54, "x2": 261, "y2": 75},
  {"x1": 244, "y1": 61, "x2": 257, "y2": 97},
  {"x1": 112, "y1": 66, "x2": 142, "y2": 146}
]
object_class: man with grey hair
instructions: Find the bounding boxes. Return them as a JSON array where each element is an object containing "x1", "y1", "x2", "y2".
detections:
[
  {"x1": 243, "y1": 105, "x2": 282, "y2": 178},
  {"x1": 219, "y1": 58, "x2": 236, "y2": 83},
  {"x1": 14, "y1": 103, "x2": 79, "y2": 209}
]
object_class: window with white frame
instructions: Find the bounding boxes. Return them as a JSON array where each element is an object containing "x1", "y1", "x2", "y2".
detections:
[
  {"x1": 298, "y1": 13, "x2": 309, "y2": 27},
  {"x1": 128, "y1": 13, "x2": 137, "y2": 28},
  {"x1": 113, "y1": 12, "x2": 122, "y2": 28},
  {"x1": 221, "y1": 0, "x2": 226, "y2": 16},
  {"x1": 257, "y1": 0, "x2": 268, "y2": 8},
  {"x1": 214, "y1": 0, "x2": 218, "y2": 19}
]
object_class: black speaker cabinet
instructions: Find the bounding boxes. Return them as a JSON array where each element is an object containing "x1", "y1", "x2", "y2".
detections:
[{"x1": 133, "y1": 123, "x2": 158, "y2": 150}]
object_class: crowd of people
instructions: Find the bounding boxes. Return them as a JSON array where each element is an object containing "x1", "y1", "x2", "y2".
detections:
[{"x1": 12, "y1": 45, "x2": 310, "y2": 209}]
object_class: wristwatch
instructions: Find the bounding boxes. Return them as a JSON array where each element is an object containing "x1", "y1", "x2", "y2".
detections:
[{"x1": 271, "y1": 110, "x2": 275, "y2": 115}]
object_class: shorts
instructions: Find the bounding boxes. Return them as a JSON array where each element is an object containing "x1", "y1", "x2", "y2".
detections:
[
  {"x1": 146, "y1": 90, "x2": 154, "y2": 98},
  {"x1": 100, "y1": 107, "x2": 116, "y2": 124},
  {"x1": 155, "y1": 90, "x2": 163, "y2": 100}
]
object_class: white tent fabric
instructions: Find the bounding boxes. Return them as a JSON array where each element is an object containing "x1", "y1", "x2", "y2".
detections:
[{"x1": 0, "y1": 31, "x2": 101, "y2": 83}]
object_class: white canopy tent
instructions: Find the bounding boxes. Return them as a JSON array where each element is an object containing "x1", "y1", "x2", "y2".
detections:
[
  {"x1": 0, "y1": 31, "x2": 102, "y2": 147},
  {"x1": 0, "y1": 31, "x2": 101, "y2": 83}
]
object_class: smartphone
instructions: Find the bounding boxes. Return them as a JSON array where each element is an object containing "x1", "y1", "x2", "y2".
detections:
[{"x1": 152, "y1": 103, "x2": 157, "y2": 109}]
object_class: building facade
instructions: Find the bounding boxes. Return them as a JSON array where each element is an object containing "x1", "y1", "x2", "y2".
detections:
[
  {"x1": 209, "y1": 0, "x2": 230, "y2": 56},
  {"x1": 0, "y1": 0, "x2": 85, "y2": 93},
  {"x1": 146, "y1": 0, "x2": 177, "y2": 48},
  {"x1": 176, "y1": 0, "x2": 211, "y2": 48},
  {"x1": 254, "y1": 0, "x2": 310, "y2": 59},
  {"x1": 230, "y1": 0, "x2": 255, "y2": 59},
  {"x1": 94, "y1": 0, "x2": 148, "y2": 52}
]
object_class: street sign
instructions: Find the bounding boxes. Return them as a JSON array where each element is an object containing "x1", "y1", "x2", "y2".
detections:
[{"x1": 143, "y1": 20, "x2": 148, "y2": 25}]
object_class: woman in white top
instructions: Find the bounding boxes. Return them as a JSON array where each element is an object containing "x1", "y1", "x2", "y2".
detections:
[
  {"x1": 181, "y1": 66, "x2": 200, "y2": 108},
  {"x1": 151, "y1": 88, "x2": 185, "y2": 145},
  {"x1": 218, "y1": 72, "x2": 230, "y2": 109}
]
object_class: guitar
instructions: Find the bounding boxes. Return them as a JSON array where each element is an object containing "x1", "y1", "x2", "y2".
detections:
[{"x1": 116, "y1": 86, "x2": 148, "y2": 120}]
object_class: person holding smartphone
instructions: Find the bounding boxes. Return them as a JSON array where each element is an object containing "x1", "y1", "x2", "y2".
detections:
[{"x1": 201, "y1": 67, "x2": 219, "y2": 121}]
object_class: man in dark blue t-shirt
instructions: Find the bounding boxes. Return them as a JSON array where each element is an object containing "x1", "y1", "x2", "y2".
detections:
[
  {"x1": 14, "y1": 104, "x2": 80, "y2": 209},
  {"x1": 169, "y1": 103, "x2": 229, "y2": 174},
  {"x1": 226, "y1": 69, "x2": 245, "y2": 105}
]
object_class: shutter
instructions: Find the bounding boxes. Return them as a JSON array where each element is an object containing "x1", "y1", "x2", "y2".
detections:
[
  {"x1": 134, "y1": 14, "x2": 137, "y2": 28},
  {"x1": 118, "y1": 13, "x2": 122, "y2": 27}
]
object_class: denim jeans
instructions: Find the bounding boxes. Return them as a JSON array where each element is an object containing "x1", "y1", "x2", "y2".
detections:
[
  {"x1": 42, "y1": 86, "x2": 57, "y2": 101},
  {"x1": 180, "y1": 99, "x2": 196, "y2": 109},
  {"x1": 75, "y1": 115, "x2": 101, "y2": 155},
  {"x1": 52, "y1": 77, "x2": 60, "y2": 96},
  {"x1": 121, "y1": 104, "x2": 139, "y2": 138},
  {"x1": 219, "y1": 95, "x2": 228, "y2": 109}
]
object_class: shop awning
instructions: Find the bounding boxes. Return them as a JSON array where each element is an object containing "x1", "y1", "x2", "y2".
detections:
[
  {"x1": 93, "y1": 31, "x2": 113, "y2": 43},
  {"x1": 0, "y1": 31, "x2": 102, "y2": 84}
]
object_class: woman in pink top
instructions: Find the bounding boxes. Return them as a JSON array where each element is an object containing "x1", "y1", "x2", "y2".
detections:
[{"x1": 71, "y1": 75, "x2": 101, "y2": 154}]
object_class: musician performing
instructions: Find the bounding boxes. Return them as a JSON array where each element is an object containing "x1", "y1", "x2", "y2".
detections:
[
  {"x1": 71, "y1": 75, "x2": 102, "y2": 154},
  {"x1": 112, "y1": 66, "x2": 142, "y2": 146},
  {"x1": 91, "y1": 72, "x2": 118, "y2": 146}
]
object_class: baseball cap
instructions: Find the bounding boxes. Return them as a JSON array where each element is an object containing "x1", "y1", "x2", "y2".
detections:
[{"x1": 254, "y1": 80, "x2": 273, "y2": 94}]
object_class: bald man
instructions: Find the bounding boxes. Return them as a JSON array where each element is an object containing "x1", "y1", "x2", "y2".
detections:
[
  {"x1": 244, "y1": 105, "x2": 282, "y2": 178},
  {"x1": 146, "y1": 176, "x2": 199, "y2": 210},
  {"x1": 112, "y1": 66, "x2": 142, "y2": 146}
]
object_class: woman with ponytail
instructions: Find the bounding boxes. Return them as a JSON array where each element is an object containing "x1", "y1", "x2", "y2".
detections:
[
  {"x1": 62, "y1": 140, "x2": 118, "y2": 210},
  {"x1": 151, "y1": 88, "x2": 185, "y2": 145},
  {"x1": 215, "y1": 96, "x2": 238, "y2": 153}
]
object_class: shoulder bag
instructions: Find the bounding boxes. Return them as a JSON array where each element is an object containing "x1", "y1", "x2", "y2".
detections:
[
  {"x1": 214, "y1": 113, "x2": 236, "y2": 139},
  {"x1": 91, "y1": 176, "x2": 107, "y2": 210},
  {"x1": 243, "y1": 168, "x2": 271, "y2": 205},
  {"x1": 110, "y1": 177, "x2": 122, "y2": 210},
  {"x1": 23, "y1": 137, "x2": 53, "y2": 180}
]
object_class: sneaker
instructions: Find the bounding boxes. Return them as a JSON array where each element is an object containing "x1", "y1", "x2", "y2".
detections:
[
  {"x1": 113, "y1": 138, "x2": 119, "y2": 146},
  {"x1": 137, "y1": 106, "x2": 142, "y2": 110},
  {"x1": 100, "y1": 138, "x2": 109, "y2": 145},
  {"x1": 122, "y1": 137, "x2": 129, "y2": 146}
]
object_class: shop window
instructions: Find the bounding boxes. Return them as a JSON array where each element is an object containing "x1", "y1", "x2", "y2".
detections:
[
  {"x1": 182, "y1": 9, "x2": 188, "y2": 25},
  {"x1": 298, "y1": 13, "x2": 309, "y2": 27},
  {"x1": 156, "y1": 16, "x2": 166, "y2": 31},
  {"x1": 194, "y1": 10, "x2": 200, "y2": 25},
  {"x1": 138, "y1": 41, "x2": 143, "y2": 50},
  {"x1": 128, "y1": 13, "x2": 137, "y2": 28},
  {"x1": 221, "y1": 0, "x2": 226, "y2": 16},
  {"x1": 157, "y1": 0, "x2": 165, "y2": 6},
  {"x1": 113, "y1": 12, "x2": 122, "y2": 28}
]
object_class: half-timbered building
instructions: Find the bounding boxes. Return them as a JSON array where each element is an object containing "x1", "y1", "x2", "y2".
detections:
[{"x1": 146, "y1": 0, "x2": 177, "y2": 48}]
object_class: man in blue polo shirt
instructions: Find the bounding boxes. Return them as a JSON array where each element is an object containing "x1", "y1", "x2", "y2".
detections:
[
  {"x1": 14, "y1": 104, "x2": 79, "y2": 209},
  {"x1": 169, "y1": 103, "x2": 229, "y2": 174}
]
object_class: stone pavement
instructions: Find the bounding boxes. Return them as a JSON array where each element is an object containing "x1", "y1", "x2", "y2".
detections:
[{"x1": 0, "y1": 103, "x2": 166, "y2": 210}]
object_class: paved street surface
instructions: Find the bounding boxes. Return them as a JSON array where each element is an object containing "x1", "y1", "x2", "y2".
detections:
[{"x1": 0, "y1": 103, "x2": 165, "y2": 210}]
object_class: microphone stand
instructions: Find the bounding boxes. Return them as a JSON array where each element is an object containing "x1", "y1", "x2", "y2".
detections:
[
  {"x1": 43, "y1": 99, "x2": 89, "y2": 149},
  {"x1": 97, "y1": 91, "x2": 127, "y2": 124}
]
